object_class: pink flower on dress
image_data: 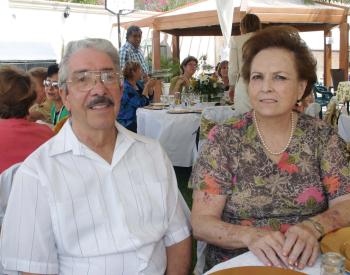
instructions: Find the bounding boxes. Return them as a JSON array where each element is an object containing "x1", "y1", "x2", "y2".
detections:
[
  {"x1": 232, "y1": 119, "x2": 246, "y2": 129},
  {"x1": 207, "y1": 125, "x2": 218, "y2": 141},
  {"x1": 323, "y1": 175, "x2": 340, "y2": 195},
  {"x1": 296, "y1": 187, "x2": 325, "y2": 204},
  {"x1": 277, "y1": 152, "x2": 299, "y2": 174},
  {"x1": 203, "y1": 174, "x2": 221, "y2": 195}
]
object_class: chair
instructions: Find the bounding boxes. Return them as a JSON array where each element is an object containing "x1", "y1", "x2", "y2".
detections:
[
  {"x1": 313, "y1": 84, "x2": 333, "y2": 118},
  {"x1": 0, "y1": 163, "x2": 21, "y2": 226},
  {"x1": 304, "y1": 102, "x2": 321, "y2": 118},
  {"x1": 198, "y1": 106, "x2": 239, "y2": 152},
  {"x1": 331, "y1": 68, "x2": 346, "y2": 93}
]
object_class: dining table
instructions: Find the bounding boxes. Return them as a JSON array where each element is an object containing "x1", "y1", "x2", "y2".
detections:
[{"x1": 136, "y1": 107, "x2": 201, "y2": 167}]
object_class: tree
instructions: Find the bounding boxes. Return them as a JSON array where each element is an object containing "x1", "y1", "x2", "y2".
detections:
[
  {"x1": 304, "y1": 0, "x2": 350, "y2": 4},
  {"x1": 144, "y1": 0, "x2": 200, "y2": 12}
]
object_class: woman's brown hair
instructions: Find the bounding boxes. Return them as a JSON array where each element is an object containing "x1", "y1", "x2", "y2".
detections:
[
  {"x1": 122, "y1": 61, "x2": 141, "y2": 80},
  {"x1": 241, "y1": 25, "x2": 317, "y2": 100},
  {"x1": 0, "y1": 66, "x2": 36, "y2": 118}
]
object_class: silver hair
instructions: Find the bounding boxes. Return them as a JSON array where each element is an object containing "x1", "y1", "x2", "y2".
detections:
[{"x1": 59, "y1": 38, "x2": 120, "y2": 92}]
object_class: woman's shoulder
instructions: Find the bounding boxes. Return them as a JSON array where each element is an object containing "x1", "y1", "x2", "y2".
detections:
[{"x1": 298, "y1": 113, "x2": 334, "y2": 133}]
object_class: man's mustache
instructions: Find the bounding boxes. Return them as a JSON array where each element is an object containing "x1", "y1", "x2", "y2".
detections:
[{"x1": 86, "y1": 96, "x2": 114, "y2": 109}]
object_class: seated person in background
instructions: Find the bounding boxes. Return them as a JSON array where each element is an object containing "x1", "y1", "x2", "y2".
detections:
[
  {"x1": 170, "y1": 56, "x2": 198, "y2": 94},
  {"x1": 117, "y1": 61, "x2": 156, "y2": 132},
  {"x1": 28, "y1": 66, "x2": 52, "y2": 123},
  {"x1": 190, "y1": 26, "x2": 350, "y2": 271},
  {"x1": 0, "y1": 66, "x2": 53, "y2": 173},
  {"x1": 216, "y1": 60, "x2": 229, "y2": 91},
  {"x1": 1, "y1": 38, "x2": 191, "y2": 275},
  {"x1": 45, "y1": 64, "x2": 69, "y2": 126}
]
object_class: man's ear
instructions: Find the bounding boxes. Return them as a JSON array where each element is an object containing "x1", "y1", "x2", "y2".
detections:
[{"x1": 59, "y1": 88, "x2": 70, "y2": 112}]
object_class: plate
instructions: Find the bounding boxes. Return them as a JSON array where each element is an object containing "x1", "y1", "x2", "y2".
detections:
[
  {"x1": 210, "y1": 266, "x2": 306, "y2": 275},
  {"x1": 143, "y1": 105, "x2": 164, "y2": 110},
  {"x1": 167, "y1": 109, "x2": 202, "y2": 114},
  {"x1": 151, "y1": 102, "x2": 169, "y2": 107}
]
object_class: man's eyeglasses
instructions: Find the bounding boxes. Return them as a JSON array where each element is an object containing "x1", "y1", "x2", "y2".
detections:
[
  {"x1": 65, "y1": 70, "x2": 119, "y2": 92},
  {"x1": 43, "y1": 80, "x2": 59, "y2": 89}
]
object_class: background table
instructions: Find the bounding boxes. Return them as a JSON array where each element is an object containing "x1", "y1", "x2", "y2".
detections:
[{"x1": 137, "y1": 108, "x2": 201, "y2": 167}]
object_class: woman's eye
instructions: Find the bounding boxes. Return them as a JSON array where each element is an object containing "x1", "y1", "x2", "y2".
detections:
[
  {"x1": 251, "y1": 75, "x2": 261, "y2": 80},
  {"x1": 275, "y1": 75, "x2": 287, "y2": 80}
]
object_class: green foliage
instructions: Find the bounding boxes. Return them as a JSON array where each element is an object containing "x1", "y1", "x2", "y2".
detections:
[
  {"x1": 144, "y1": 0, "x2": 201, "y2": 12},
  {"x1": 160, "y1": 56, "x2": 180, "y2": 78}
]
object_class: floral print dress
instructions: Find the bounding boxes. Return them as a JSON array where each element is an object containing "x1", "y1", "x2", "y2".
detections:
[{"x1": 189, "y1": 111, "x2": 350, "y2": 270}]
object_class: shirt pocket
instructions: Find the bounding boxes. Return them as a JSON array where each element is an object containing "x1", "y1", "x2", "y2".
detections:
[{"x1": 52, "y1": 195, "x2": 113, "y2": 256}]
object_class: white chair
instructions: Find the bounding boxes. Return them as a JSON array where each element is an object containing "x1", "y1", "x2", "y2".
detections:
[
  {"x1": 194, "y1": 106, "x2": 238, "y2": 275},
  {"x1": 338, "y1": 114, "x2": 350, "y2": 142},
  {"x1": 304, "y1": 102, "x2": 321, "y2": 118},
  {"x1": 198, "y1": 106, "x2": 239, "y2": 152},
  {"x1": 0, "y1": 163, "x2": 21, "y2": 226}
]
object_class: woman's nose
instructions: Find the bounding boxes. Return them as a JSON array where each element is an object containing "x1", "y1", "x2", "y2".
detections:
[{"x1": 261, "y1": 78, "x2": 272, "y2": 93}]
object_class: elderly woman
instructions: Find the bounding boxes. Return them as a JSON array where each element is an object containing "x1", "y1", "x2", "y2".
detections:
[
  {"x1": 0, "y1": 66, "x2": 53, "y2": 173},
  {"x1": 117, "y1": 61, "x2": 156, "y2": 132},
  {"x1": 169, "y1": 56, "x2": 198, "y2": 94},
  {"x1": 190, "y1": 26, "x2": 350, "y2": 271}
]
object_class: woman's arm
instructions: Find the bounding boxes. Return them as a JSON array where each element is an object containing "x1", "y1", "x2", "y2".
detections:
[{"x1": 192, "y1": 190, "x2": 288, "y2": 268}]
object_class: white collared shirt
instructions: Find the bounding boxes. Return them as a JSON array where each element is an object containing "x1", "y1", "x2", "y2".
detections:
[{"x1": 1, "y1": 121, "x2": 191, "y2": 275}]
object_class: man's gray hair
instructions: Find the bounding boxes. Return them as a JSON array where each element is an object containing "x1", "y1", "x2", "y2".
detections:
[{"x1": 59, "y1": 38, "x2": 120, "y2": 92}]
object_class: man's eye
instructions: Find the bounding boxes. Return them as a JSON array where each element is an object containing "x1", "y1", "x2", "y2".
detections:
[{"x1": 76, "y1": 74, "x2": 87, "y2": 82}]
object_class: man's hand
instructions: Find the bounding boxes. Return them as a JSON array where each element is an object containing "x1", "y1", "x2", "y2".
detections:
[
  {"x1": 283, "y1": 224, "x2": 320, "y2": 270},
  {"x1": 245, "y1": 228, "x2": 289, "y2": 268}
]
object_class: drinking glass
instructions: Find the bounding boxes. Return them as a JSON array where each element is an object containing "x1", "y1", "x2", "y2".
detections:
[
  {"x1": 200, "y1": 94, "x2": 208, "y2": 103},
  {"x1": 168, "y1": 95, "x2": 175, "y2": 109},
  {"x1": 320, "y1": 252, "x2": 345, "y2": 275}
]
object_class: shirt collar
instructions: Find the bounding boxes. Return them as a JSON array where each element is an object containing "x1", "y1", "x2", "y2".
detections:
[
  {"x1": 126, "y1": 41, "x2": 139, "y2": 51},
  {"x1": 48, "y1": 119, "x2": 150, "y2": 159}
]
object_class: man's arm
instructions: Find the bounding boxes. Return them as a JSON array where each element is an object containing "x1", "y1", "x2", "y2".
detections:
[{"x1": 165, "y1": 236, "x2": 192, "y2": 275}]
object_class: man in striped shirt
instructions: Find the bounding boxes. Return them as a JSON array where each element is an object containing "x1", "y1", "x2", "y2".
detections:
[
  {"x1": 120, "y1": 25, "x2": 149, "y2": 77},
  {"x1": 1, "y1": 38, "x2": 191, "y2": 275}
]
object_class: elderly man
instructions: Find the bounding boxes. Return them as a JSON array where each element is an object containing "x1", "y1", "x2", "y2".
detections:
[
  {"x1": 120, "y1": 25, "x2": 149, "y2": 77},
  {"x1": 1, "y1": 38, "x2": 191, "y2": 275}
]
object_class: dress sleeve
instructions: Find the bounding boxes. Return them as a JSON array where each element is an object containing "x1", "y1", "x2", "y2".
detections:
[
  {"x1": 189, "y1": 125, "x2": 237, "y2": 195},
  {"x1": 228, "y1": 36, "x2": 239, "y2": 87},
  {"x1": 318, "y1": 125, "x2": 350, "y2": 201},
  {"x1": 1, "y1": 164, "x2": 58, "y2": 274}
]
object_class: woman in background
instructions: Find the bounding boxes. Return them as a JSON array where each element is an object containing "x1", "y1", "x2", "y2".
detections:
[
  {"x1": 117, "y1": 61, "x2": 156, "y2": 132},
  {"x1": 0, "y1": 66, "x2": 53, "y2": 173},
  {"x1": 28, "y1": 67, "x2": 52, "y2": 123},
  {"x1": 170, "y1": 56, "x2": 198, "y2": 94},
  {"x1": 229, "y1": 13, "x2": 261, "y2": 114},
  {"x1": 216, "y1": 60, "x2": 229, "y2": 91}
]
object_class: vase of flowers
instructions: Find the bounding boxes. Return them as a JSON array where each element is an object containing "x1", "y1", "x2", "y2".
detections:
[{"x1": 190, "y1": 73, "x2": 224, "y2": 102}]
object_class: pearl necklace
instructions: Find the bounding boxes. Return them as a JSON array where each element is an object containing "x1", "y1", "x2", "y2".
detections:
[{"x1": 253, "y1": 110, "x2": 295, "y2": 155}]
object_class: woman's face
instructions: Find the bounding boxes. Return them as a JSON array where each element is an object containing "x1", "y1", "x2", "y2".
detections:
[
  {"x1": 132, "y1": 67, "x2": 142, "y2": 81},
  {"x1": 220, "y1": 63, "x2": 228, "y2": 77},
  {"x1": 183, "y1": 61, "x2": 197, "y2": 77},
  {"x1": 248, "y1": 48, "x2": 307, "y2": 118}
]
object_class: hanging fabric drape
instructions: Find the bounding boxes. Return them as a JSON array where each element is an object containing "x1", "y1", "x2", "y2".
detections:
[{"x1": 215, "y1": 0, "x2": 235, "y2": 61}]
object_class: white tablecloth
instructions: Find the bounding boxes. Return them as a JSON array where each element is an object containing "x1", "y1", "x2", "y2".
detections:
[
  {"x1": 205, "y1": 251, "x2": 321, "y2": 275},
  {"x1": 137, "y1": 108, "x2": 201, "y2": 167},
  {"x1": 338, "y1": 114, "x2": 350, "y2": 142}
]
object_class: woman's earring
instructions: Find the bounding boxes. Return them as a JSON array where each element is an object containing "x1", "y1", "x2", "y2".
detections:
[{"x1": 296, "y1": 99, "x2": 302, "y2": 106}]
